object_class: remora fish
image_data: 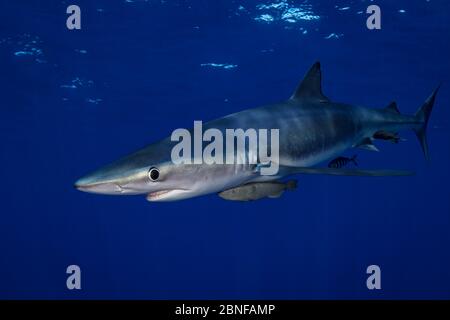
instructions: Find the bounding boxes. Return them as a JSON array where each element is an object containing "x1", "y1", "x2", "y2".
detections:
[
  {"x1": 75, "y1": 62, "x2": 439, "y2": 202},
  {"x1": 218, "y1": 180, "x2": 298, "y2": 201},
  {"x1": 328, "y1": 155, "x2": 358, "y2": 168}
]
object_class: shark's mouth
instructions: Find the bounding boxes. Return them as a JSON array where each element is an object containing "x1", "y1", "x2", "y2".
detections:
[{"x1": 146, "y1": 189, "x2": 189, "y2": 202}]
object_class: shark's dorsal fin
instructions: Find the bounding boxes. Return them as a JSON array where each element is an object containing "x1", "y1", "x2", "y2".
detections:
[
  {"x1": 290, "y1": 62, "x2": 329, "y2": 102},
  {"x1": 384, "y1": 101, "x2": 400, "y2": 114}
]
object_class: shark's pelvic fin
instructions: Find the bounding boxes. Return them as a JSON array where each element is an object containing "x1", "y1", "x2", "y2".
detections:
[
  {"x1": 354, "y1": 137, "x2": 380, "y2": 152},
  {"x1": 290, "y1": 61, "x2": 329, "y2": 102},
  {"x1": 384, "y1": 101, "x2": 400, "y2": 114}
]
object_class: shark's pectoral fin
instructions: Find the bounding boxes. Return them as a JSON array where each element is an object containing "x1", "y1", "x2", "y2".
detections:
[
  {"x1": 354, "y1": 137, "x2": 379, "y2": 152},
  {"x1": 290, "y1": 62, "x2": 330, "y2": 103},
  {"x1": 281, "y1": 166, "x2": 414, "y2": 177}
]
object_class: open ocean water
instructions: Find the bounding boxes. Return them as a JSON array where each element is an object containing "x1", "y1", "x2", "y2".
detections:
[{"x1": 0, "y1": 0, "x2": 449, "y2": 299}]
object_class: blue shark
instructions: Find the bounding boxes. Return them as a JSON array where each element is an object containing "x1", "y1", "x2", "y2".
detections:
[{"x1": 75, "y1": 62, "x2": 439, "y2": 201}]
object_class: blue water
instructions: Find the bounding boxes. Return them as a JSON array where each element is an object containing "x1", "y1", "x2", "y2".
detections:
[{"x1": 1, "y1": 0, "x2": 449, "y2": 299}]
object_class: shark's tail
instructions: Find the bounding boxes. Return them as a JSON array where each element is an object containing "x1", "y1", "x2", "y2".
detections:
[{"x1": 413, "y1": 85, "x2": 441, "y2": 161}]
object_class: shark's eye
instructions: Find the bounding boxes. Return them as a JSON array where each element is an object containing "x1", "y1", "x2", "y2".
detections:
[{"x1": 148, "y1": 167, "x2": 160, "y2": 181}]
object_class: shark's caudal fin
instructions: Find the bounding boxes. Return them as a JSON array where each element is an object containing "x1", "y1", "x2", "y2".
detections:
[{"x1": 414, "y1": 85, "x2": 441, "y2": 161}]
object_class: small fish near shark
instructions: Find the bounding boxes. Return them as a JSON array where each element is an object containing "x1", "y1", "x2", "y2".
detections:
[
  {"x1": 75, "y1": 62, "x2": 440, "y2": 202},
  {"x1": 219, "y1": 180, "x2": 298, "y2": 201},
  {"x1": 328, "y1": 155, "x2": 358, "y2": 169}
]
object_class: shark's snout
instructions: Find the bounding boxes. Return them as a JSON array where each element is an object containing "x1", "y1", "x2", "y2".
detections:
[{"x1": 74, "y1": 175, "x2": 124, "y2": 194}]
